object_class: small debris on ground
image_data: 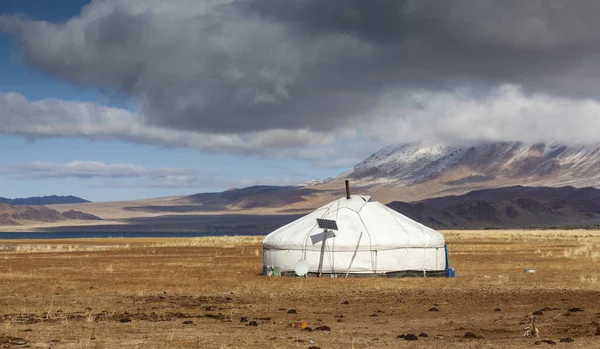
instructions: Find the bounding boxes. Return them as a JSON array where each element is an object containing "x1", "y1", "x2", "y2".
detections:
[
  {"x1": 247, "y1": 321, "x2": 258, "y2": 326},
  {"x1": 290, "y1": 321, "x2": 308, "y2": 329},
  {"x1": 240, "y1": 316, "x2": 248, "y2": 322},
  {"x1": 429, "y1": 307, "x2": 439, "y2": 312},
  {"x1": 567, "y1": 307, "x2": 584, "y2": 313},
  {"x1": 205, "y1": 313, "x2": 227, "y2": 321},
  {"x1": 533, "y1": 311, "x2": 544, "y2": 316},
  {"x1": 464, "y1": 332, "x2": 477, "y2": 338},
  {"x1": 287, "y1": 309, "x2": 297, "y2": 314},
  {"x1": 560, "y1": 337, "x2": 574, "y2": 342},
  {"x1": 404, "y1": 334, "x2": 418, "y2": 341},
  {"x1": 535, "y1": 339, "x2": 556, "y2": 345},
  {"x1": 182, "y1": 320, "x2": 193, "y2": 325},
  {"x1": 418, "y1": 332, "x2": 428, "y2": 337},
  {"x1": 314, "y1": 326, "x2": 331, "y2": 331},
  {"x1": 494, "y1": 308, "x2": 501, "y2": 312},
  {"x1": 342, "y1": 300, "x2": 349, "y2": 305},
  {"x1": 0, "y1": 337, "x2": 28, "y2": 346}
]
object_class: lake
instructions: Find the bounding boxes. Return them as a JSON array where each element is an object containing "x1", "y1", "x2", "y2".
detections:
[{"x1": 0, "y1": 231, "x2": 264, "y2": 240}]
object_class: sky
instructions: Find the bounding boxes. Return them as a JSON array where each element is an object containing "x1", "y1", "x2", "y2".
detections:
[{"x1": 1, "y1": 1, "x2": 600, "y2": 201}]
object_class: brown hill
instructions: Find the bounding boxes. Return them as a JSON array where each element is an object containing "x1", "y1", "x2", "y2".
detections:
[
  {"x1": 62, "y1": 210, "x2": 103, "y2": 221},
  {"x1": 0, "y1": 195, "x2": 89, "y2": 205},
  {"x1": 388, "y1": 186, "x2": 600, "y2": 229},
  {"x1": 120, "y1": 186, "x2": 324, "y2": 214},
  {"x1": 0, "y1": 203, "x2": 101, "y2": 226}
]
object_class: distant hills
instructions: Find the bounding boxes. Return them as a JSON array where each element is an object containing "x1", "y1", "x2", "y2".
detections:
[
  {"x1": 0, "y1": 203, "x2": 101, "y2": 226},
  {"x1": 33, "y1": 185, "x2": 600, "y2": 232},
  {"x1": 0, "y1": 195, "x2": 90, "y2": 206},
  {"x1": 183, "y1": 185, "x2": 316, "y2": 209},
  {"x1": 388, "y1": 186, "x2": 600, "y2": 229},
  {"x1": 6, "y1": 141, "x2": 600, "y2": 231},
  {"x1": 124, "y1": 186, "x2": 318, "y2": 213}
]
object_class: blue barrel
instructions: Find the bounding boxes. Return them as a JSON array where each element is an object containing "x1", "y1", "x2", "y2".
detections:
[{"x1": 446, "y1": 267, "x2": 455, "y2": 278}]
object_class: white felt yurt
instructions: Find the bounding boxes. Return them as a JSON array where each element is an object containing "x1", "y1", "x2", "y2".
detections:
[{"x1": 263, "y1": 191, "x2": 447, "y2": 277}]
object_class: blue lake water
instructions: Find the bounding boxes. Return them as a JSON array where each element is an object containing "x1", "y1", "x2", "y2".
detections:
[{"x1": 0, "y1": 231, "x2": 264, "y2": 240}]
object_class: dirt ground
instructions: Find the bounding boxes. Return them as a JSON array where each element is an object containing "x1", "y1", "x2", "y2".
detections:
[{"x1": 0, "y1": 231, "x2": 599, "y2": 348}]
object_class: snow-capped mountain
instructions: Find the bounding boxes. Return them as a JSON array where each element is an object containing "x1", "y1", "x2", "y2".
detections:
[
  {"x1": 337, "y1": 143, "x2": 468, "y2": 186},
  {"x1": 321, "y1": 142, "x2": 600, "y2": 200}
]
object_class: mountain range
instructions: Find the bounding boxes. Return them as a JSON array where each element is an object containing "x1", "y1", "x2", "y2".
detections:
[
  {"x1": 320, "y1": 142, "x2": 600, "y2": 202},
  {"x1": 0, "y1": 203, "x2": 101, "y2": 226},
  {"x1": 0, "y1": 195, "x2": 89, "y2": 206},
  {"x1": 388, "y1": 185, "x2": 600, "y2": 229},
  {"x1": 4, "y1": 141, "x2": 600, "y2": 231}
]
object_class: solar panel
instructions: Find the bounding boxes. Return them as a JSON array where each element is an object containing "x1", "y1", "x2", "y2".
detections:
[{"x1": 316, "y1": 218, "x2": 338, "y2": 231}]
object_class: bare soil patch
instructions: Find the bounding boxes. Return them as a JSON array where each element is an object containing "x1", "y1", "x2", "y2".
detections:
[{"x1": 0, "y1": 230, "x2": 599, "y2": 348}]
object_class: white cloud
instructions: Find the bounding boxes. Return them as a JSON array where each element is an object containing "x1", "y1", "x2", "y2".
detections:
[
  {"x1": 0, "y1": 160, "x2": 320, "y2": 189},
  {"x1": 0, "y1": 92, "x2": 335, "y2": 155},
  {"x1": 0, "y1": 160, "x2": 212, "y2": 188},
  {"x1": 3, "y1": 160, "x2": 192, "y2": 177},
  {"x1": 366, "y1": 84, "x2": 600, "y2": 146}
]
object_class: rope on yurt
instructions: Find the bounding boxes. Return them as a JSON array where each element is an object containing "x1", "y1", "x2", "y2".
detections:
[
  {"x1": 354, "y1": 211, "x2": 373, "y2": 272},
  {"x1": 382, "y1": 205, "x2": 431, "y2": 271},
  {"x1": 338, "y1": 202, "x2": 373, "y2": 274},
  {"x1": 345, "y1": 231, "x2": 363, "y2": 278},
  {"x1": 329, "y1": 198, "x2": 344, "y2": 273}
]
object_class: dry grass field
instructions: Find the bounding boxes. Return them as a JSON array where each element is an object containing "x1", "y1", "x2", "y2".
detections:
[{"x1": 1, "y1": 231, "x2": 599, "y2": 348}]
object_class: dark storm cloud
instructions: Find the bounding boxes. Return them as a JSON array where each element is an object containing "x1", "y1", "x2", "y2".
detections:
[
  {"x1": 247, "y1": 0, "x2": 600, "y2": 97},
  {"x1": 2, "y1": 0, "x2": 600, "y2": 150}
]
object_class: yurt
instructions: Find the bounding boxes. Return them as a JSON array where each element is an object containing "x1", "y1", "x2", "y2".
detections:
[{"x1": 263, "y1": 183, "x2": 448, "y2": 277}]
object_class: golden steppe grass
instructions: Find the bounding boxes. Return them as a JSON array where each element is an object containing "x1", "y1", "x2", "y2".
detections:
[{"x1": 0, "y1": 230, "x2": 599, "y2": 348}]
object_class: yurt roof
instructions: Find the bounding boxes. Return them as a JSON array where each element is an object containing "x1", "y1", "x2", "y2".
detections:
[{"x1": 263, "y1": 194, "x2": 445, "y2": 251}]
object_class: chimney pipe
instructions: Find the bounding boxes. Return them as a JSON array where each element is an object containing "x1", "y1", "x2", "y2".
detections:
[{"x1": 345, "y1": 180, "x2": 351, "y2": 199}]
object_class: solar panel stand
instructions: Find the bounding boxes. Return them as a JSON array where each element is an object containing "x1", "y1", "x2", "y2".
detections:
[
  {"x1": 317, "y1": 229, "x2": 328, "y2": 277},
  {"x1": 315, "y1": 218, "x2": 338, "y2": 277}
]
